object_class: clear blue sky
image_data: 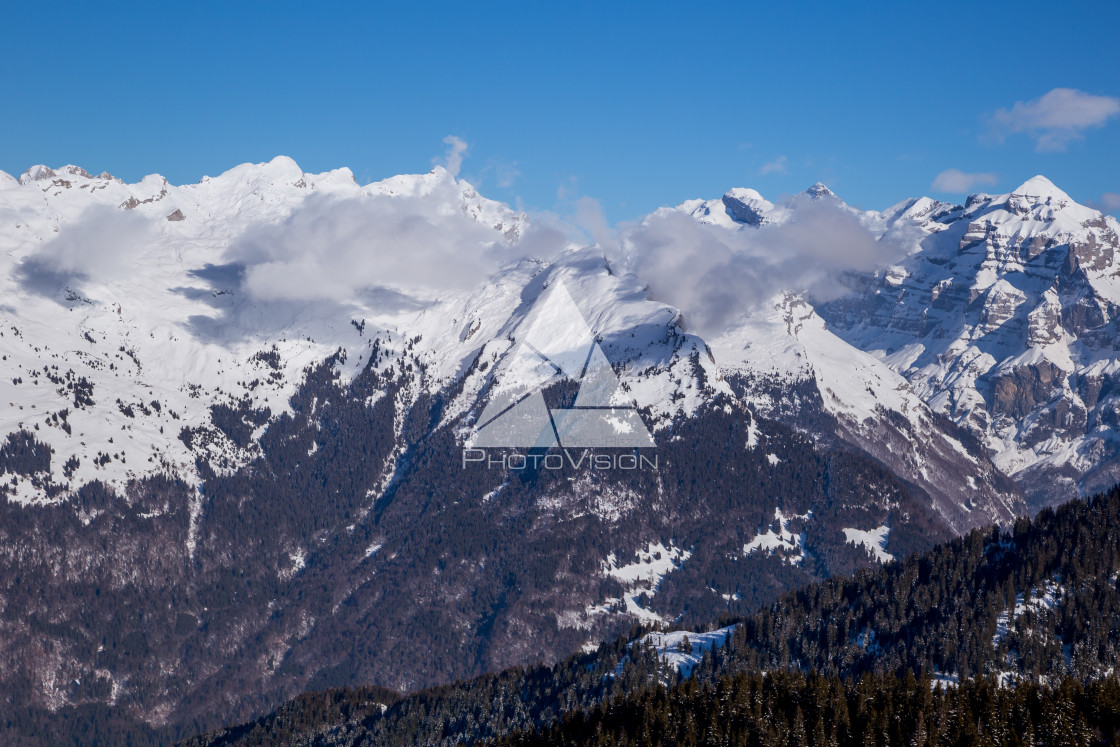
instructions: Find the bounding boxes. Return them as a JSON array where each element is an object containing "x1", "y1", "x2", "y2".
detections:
[{"x1": 3, "y1": 1, "x2": 1118, "y2": 221}]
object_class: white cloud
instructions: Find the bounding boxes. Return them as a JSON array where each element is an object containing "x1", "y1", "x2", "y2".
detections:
[
  {"x1": 1093, "y1": 192, "x2": 1120, "y2": 214},
  {"x1": 758, "y1": 156, "x2": 789, "y2": 176},
  {"x1": 989, "y1": 88, "x2": 1120, "y2": 152},
  {"x1": 221, "y1": 174, "x2": 572, "y2": 306},
  {"x1": 615, "y1": 197, "x2": 902, "y2": 337},
  {"x1": 931, "y1": 169, "x2": 998, "y2": 193},
  {"x1": 437, "y1": 135, "x2": 469, "y2": 177},
  {"x1": 17, "y1": 206, "x2": 153, "y2": 294},
  {"x1": 229, "y1": 186, "x2": 516, "y2": 303}
]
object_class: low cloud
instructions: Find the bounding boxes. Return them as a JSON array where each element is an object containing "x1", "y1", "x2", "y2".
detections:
[
  {"x1": 989, "y1": 88, "x2": 1120, "y2": 152},
  {"x1": 15, "y1": 167, "x2": 907, "y2": 344},
  {"x1": 229, "y1": 188, "x2": 518, "y2": 303},
  {"x1": 616, "y1": 198, "x2": 900, "y2": 337},
  {"x1": 931, "y1": 169, "x2": 998, "y2": 193},
  {"x1": 17, "y1": 206, "x2": 153, "y2": 296},
  {"x1": 437, "y1": 136, "x2": 469, "y2": 177},
  {"x1": 759, "y1": 156, "x2": 789, "y2": 176}
]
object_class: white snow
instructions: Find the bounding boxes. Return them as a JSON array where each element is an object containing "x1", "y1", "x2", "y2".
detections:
[
  {"x1": 605, "y1": 541, "x2": 690, "y2": 585},
  {"x1": 929, "y1": 671, "x2": 959, "y2": 689},
  {"x1": 842, "y1": 525, "x2": 894, "y2": 563},
  {"x1": 745, "y1": 415, "x2": 760, "y2": 449},
  {"x1": 638, "y1": 625, "x2": 737, "y2": 678},
  {"x1": 743, "y1": 507, "x2": 810, "y2": 566},
  {"x1": 278, "y1": 547, "x2": 307, "y2": 581},
  {"x1": 585, "y1": 541, "x2": 692, "y2": 623}
]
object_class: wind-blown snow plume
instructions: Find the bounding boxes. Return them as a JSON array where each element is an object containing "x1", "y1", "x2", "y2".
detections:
[
  {"x1": 439, "y1": 136, "x2": 469, "y2": 177},
  {"x1": 617, "y1": 198, "x2": 901, "y2": 336}
]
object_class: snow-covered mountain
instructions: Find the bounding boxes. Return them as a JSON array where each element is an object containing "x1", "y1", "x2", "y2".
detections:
[
  {"x1": 0, "y1": 157, "x2": 1021, "y2": 530},
  {"x1": 709, "y1": 292, "x2": 1022, "y2": 533},
  {"x1": 677, "y1": 175, "x2": 1120, "y2": 513},
  {"x1": 0, "y1": 157, "x2": 527, "y2": 504},
  {"x1": 0, "y1": 157, "x2": 1104, "y2": 736},
  {"x1": 675, "y1": 185, "x2": 1025, "y2": 532},
  {"x1": 816, "y1": 176, "x2": 1120, "y2": 510}
]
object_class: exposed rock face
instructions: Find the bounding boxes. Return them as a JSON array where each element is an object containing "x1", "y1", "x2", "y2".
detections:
[
  {"x1": 679, "y1": 187, "x2": 778, "y2": 228},
  {"x1": 990, "y1": 360, "x2": 1062, "y2": 420},
  {"x1": 721, "y1": 189, "x2": 771, "y2": 226}
]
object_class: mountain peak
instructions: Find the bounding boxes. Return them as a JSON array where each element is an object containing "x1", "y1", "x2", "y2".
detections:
[
  {"x1": 805, "y1": 182, "x2": 835, "y2": 200},
  {"x1": 721, "y1": 187, "x2": 773, "y2": 226},
  {"x1": 197, "y1": 155, "x2": 306, "y2": 188},
  {"x1": 724, "y1": 187, "x2": 766, "y2": 203},
  {"x1": 18, "y1": 164, "x2": 55, "y2": 184},
  {"x1": 1009, "y1": 175, "x2": 1071, "y2": 203}
]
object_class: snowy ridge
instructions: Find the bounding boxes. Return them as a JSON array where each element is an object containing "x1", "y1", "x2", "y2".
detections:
[
  {"x1": 1, "y1": 159, "x2": 501, "y2": 500},
  {"x1": 0, "y1": 158, "x2": 717, "y2": 504},
  {"x1": 1, "y1": 158, "x2": 1099, "y2": 532},
  {"x1": 710, "y1": 291, "x2": 1023, "y2": 532}
]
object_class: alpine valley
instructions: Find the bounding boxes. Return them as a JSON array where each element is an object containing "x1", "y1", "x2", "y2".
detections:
[{"x1": 1, "y1": 158, "x2": 1118, "y2": 744}]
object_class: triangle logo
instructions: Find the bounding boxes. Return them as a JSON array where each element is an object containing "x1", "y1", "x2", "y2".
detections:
[{"x1": 472, "y1": 280, "x2": 655, "y2": 449}]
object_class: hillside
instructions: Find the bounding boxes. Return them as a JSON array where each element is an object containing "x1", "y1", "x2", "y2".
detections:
[{"x1": 187, "y1": 482, "x2": 1120, "y2": 746}]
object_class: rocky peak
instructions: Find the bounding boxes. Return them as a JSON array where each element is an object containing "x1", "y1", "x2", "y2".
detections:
[
  {"x1": 804, "y1": 182, "x2": 835, "y2": 200},
  {"x1": 18, "y1": 165, "x2": 55, "y2": 184},
  {"x1": 819, "y1": 174, "x2": 1120, "y2": 511}
]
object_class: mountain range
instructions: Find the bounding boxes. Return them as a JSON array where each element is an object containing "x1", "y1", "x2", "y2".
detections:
[{"x1": 1, "y1": 158, "x2": 1118, "y2": 741}]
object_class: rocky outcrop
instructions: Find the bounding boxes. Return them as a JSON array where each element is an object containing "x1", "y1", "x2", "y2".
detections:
[{"x1": 990, "y1": 360, "x2": 1063, "y2": 420}]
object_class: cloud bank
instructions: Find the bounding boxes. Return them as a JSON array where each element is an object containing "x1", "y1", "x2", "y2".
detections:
[
  {"x1": 989, "y1": 88, "x2": 1120, "y2": 152},
  {"x1": 1093, "y1": 192, "x2": 1120, "y2": 214},
  {"x1": 758, "y1": 156, "x2": 789, "y2": 176},
  {"x1": 229, "y1": 190, "x2": 513, "y2": 303},
  {"x1": 15, "y1": 159, "x2": 901, "y2": 346},
  {"x1": 616, "y1": 197, "x2": 900, "y2": 337}
]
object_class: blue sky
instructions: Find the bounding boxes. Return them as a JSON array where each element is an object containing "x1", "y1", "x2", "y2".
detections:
[{"x1": 3, "y1": 1, "x2": 1118, "y2": 221}]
